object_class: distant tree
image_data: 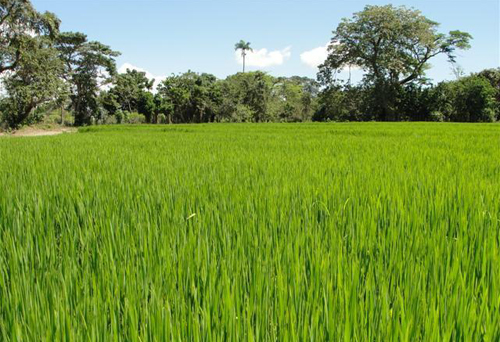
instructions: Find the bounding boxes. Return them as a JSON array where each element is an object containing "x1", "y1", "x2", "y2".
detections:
[
  {"x1": 269, "y1": 77, "x2": 317, "y2": 122},
  {"x1": 431, "y1": 75, "x2": 497, "y2": 122},
  {"x1": 287, "y1": 76, "x2": 320, "y2": 97},
  {"x1": 98, "y1": 90, "x2": 120, "y2": 117},
  {"x1": 219, "y1": 72, "x2": 318, "y2": 122},
  {"x1": 221, "y1": 72, "x2": 265, "y2": 121},
  {"x1": 234, "y1": 40, "x2": 253, "y2": 73},
  {"x1": 157, "y1": 71, "x2": 220, "y2": 123},
  {"x1": 476, "y1": 68, "x2": 500, "y2": 119},
  {"x1": 153, "y1": 93, "x2": 173, "y2": 124},
  {"x1": 56, "y1": 32, "x2": 120, "y2": 125},
  {"x1": 477, "y1": 68, "x2": 500, "y2": 91},
  {"x1": 0, "y1": 0, "x2": 59, "y2": 75},
  {"x1": 319, "y1": 5, "x2": 472, "y2": 120},
  {"x1": 137, "y1": 91, "x2": 155, "y2": 123},
  {"x1": 314, "y1": 85, "x2": 359, "y2": 122},
  {"x1": 111, "y1": 69, "x2": 154, "y2": 113}
]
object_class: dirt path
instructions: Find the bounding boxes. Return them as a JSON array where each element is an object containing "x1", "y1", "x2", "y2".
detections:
[{"x1": 0, "y1": 127, "x2": 76, "y2": 137}]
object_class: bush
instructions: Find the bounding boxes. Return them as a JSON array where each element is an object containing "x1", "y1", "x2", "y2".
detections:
[
  {"x1": 63, "y1": 115, "x2": 74, "y2": 126},
  {"x1": 429, "y1": 111, "x2": 445, "y2": 122},
  {"x1": 233, "y1": 104, "x2": 255, "y2": 122},
  {"x1": 126, "y1": 112, "x2": 146, "y2": 124},
  {"x1": 157, "y1": 113, "x2": 167, "y2": 124},
  {"x1": 44, "y1": 113, "x2": 62, "y2": 125},
  {"x1": 105, "y1": 116, "x2": 118, "y2": 124},
  {"x1": 115, "y1": 110, "x2": 126, "y2": 124}
]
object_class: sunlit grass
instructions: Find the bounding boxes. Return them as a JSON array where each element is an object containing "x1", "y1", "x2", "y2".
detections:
[{"x1": 0, "y1": 123, "x2": 499, "y2": 340}]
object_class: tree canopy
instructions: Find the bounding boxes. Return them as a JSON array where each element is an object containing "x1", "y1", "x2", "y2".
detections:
[
  {"x1": 55, "y1": 32, "x2": 120, "y2": 125},
  {"x1": 235, "y1": 40, "x2": 253, "y2": 73},
  {"x1": 318, "y1": 5, "x2": 472, "y2": 120},
  {"x1": 0, "y1": 0, "x2": 59, "y2": 74}
]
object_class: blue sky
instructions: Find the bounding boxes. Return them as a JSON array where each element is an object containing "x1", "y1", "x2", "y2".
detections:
[{"x1": 33, "y1": 0, "x2": 499, "y2": 84}]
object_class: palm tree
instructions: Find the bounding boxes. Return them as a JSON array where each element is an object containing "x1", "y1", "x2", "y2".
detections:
[{"x1": 234, "y1": 40, "x2": 253, "y2": 73}]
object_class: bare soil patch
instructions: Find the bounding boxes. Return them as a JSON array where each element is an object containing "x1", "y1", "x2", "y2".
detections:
[{"x1": 0, "y1": 126, "x2": 76, "y2": 137}]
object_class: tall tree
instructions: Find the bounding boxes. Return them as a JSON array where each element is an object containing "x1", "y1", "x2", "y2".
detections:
[
  {"x1": 234, "y1": 40, "x2": 253, "y2": 73},
  {"x1": 0, "y1": 0, "x2": 59, "y2": 74},
  {"x1": 318, "y1": 5, "x2": 472, "y2": 120},
  {"x1": 1, "y1": 36, "x2": 66, "y2": 127},
  {"x1": 111, "y1": 69, "x2": 154, "y2": 113},
  {"x1": 56, "y1": 32, "x2": 120, "y2": 125}
]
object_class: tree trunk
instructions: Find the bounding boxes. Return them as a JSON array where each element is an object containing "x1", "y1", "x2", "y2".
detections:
[
  {"x1": 11, "y1": 105, "x2": 35, "y2": 128},
  {"x1": 375, "y1": 80, "x2": 397, "y2": 121}
]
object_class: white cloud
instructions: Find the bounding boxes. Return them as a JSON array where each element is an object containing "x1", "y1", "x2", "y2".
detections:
[
  {"x1": 300, "y1": 43, "x2": 329, "y2": 69},
  {"x1": 235, "y1": 46, "x2": 291, "y2": 68},
  {"x1": 118, "y1": 63, "x2": 166, "y2": 92},
  {"x1": 300, "y1": 43, "x2": 361, "y2": 72}
]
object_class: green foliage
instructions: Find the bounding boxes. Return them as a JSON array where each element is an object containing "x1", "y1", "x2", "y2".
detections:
[
  {"x1": 98, "y1": 90, "x2": 120, "y2": 117},
  {"x1": 125, "y1": 112, "x2": 146, "y2": 124},
  {"x1": 110, "y1": 68, "x2": 154, "y2": 114},
  {"x1": 0, "y1": 1, "x2": 496, "y2": 129},
  {"x1": 432, "y1": 75, "x2": 497, "y2": 122},
  {"x1": 43, "y1": 113, "x2": 61, "y2": 125},
  {"x1": 234, "y1": 40, "x2": 252, "y2": 72},
  {"x1": 1, "y1": 123, "x2": 499, "y2": 340},
  {"x1": 319, "y1": 5, "x2": 472, "y2": 120},
  {"x1": 220, "y1": 71, "x2": 272, "y2": 122},
  {"x1": 0, "y1": 0, "x2": 67, "y2": 128},
  {"x1": 0, "y1": 0, "x2": 60, "y2": 74},
  {"x1": 314, "y1": 73, "x2": 499, "y2": 123},
  {"x1": 314, "y1": 85, "x2": 365, "y2": 122},
  {"x1": 1, "y1": 37, "x2": 66, "y2": 128},
  {"x1": 269, "y1": 77, "x2": 318, "y2": 122},
  {"x1": 157, "y1": 71, "x2": 221, "y2": 123},
  {"x1": 232, "y1": 104, "x2": 255, "y2": 122},
  {"x1": 104, "y1": 115, "x2": 117, "y2": 124},
  {"x1": 138, "y1": 91, "x2": 155, "y2": 123},
  {"x1": 55, "y1": 31, "x2": 120, "y2": 126},
  {"x1": 156, "y1": 113, "x2": 167, "y2": 124},
  {"x1": 114, "y1": 109, "x2": 126, "y2": 124},
  {"x1": 476, "y1": 68, "x2": 500, "y2": 119}
]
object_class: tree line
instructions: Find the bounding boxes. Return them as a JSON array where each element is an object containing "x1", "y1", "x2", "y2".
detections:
[{"x1": 1, "y1": 1, "x2": 499, "y2": 129}]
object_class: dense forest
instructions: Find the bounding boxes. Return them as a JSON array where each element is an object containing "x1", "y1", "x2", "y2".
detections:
[{"x1": 1, "y1": 0, "x2": 499, "y2": 129}]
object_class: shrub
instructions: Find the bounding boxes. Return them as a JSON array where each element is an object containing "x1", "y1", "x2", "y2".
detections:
[
  {"x1": 105, "y1": 116, "x2": 118, "y2": 124},
  {"x1": 126, "y1": 112, "x2": 146, "y2": 124},
  {"x1": 44, "y1": 113, "x2": 62, "y2": 125},
  {"x1": 115, "y1": 110, "x2": 126, "y2": 124},
  {"x1": 233, "y1": 104, "x2": 255, "y2": 122},
  {"x1": 63, "y1": 115, "x2": 74, "y2": 126},
  {"x1": 429, "y1": 111, "x2": 445, "y2": 122},
  {"x1": 157, "y1": 113, "x2": 167, "y2": 124}
]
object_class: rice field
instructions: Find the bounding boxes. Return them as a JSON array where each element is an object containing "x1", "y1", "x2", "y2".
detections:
[{"x1": 0, "y1": 123, "x2": 499, "y2": 341}]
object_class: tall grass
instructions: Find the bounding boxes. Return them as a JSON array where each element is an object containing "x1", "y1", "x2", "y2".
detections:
[{"x1": 0, "y1": 123, "x2": 499, "y2": 340}]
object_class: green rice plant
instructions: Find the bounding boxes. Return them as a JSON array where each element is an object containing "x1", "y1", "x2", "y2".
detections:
[{"x1": 0, "y1": 123, "x2": 499, "y2": 341}]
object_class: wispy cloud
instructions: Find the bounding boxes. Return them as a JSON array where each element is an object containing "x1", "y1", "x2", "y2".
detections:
[{"x1": 235, "y1": 46, "x2": 292, "y2": 68}]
